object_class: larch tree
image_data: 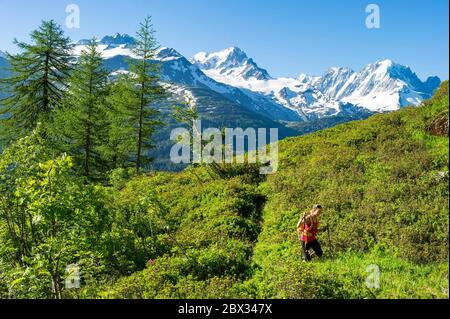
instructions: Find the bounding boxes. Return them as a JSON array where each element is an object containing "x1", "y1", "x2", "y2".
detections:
[
  {"x1": 103, "y1": 73, "x2": 140, "y2": 170},
  {"x1": 128, "y1": 16, "x2": 167, "y2": 172},
  {"x1": 52, "y1": 39, "x2": 109, "y2": 181},
  {"x1": 0, "y1": 20, "x2": 73, "y2": 142}
]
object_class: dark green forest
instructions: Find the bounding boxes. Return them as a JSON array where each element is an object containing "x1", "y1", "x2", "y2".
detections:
[{"x1": 0, "y1": 19, "x2": 448, "y2": 299}]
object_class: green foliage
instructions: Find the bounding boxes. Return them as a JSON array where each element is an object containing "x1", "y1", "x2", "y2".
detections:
[
  {"x1": 172, "y1": 100, "x2": 266, "y2": 183},
  {"x1": 0, "y1": 20, "x2": 73, "y2": 140},
  {"x1": 238, "y1": 82, "x2": 448, "y2": 299},
  {"x1": 236, "y1": 247, "x2": 448, "y2": 299},
  {"x1": 102, "y1": 75, "x2": 141, "y2": 170},
  {"x1": 0, "y1": 128, "x2": 110, "y2": 298},
  {"x1": 50, "y1": 39, "x2": 110, "y2": 181},
  {"x1": 102, "y1": 79, "x2": 448, "y2": 298},
  {"x1": 257, "y1": 82, "x2": 449, "y2": 265}
]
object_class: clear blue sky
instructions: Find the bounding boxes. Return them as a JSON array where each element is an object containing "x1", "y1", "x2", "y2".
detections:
[{"x1": 0, "y1": 0, "x2": 448, "y2": 79}]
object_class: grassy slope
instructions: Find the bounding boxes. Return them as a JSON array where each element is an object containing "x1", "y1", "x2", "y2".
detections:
[
  {"x1": 101, "y1": 82, "x2": 448, "y2": 299},
  {"x1": 240, "y1": 81, "x2": 449, "y2": 299}
]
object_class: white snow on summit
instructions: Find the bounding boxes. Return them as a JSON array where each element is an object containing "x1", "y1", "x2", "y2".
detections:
[{"x1": 192, "y1": 47, "x2": 271, "y2": 82}]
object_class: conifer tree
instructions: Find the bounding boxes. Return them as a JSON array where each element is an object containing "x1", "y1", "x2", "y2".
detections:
[
  {"x1": 0, "y1": 20, "x2": 73, "y2": 141},
  {"x1": 102, "y1": 74, "x2": 139, "y2": 170},
  {"x1": 128, "y1": 16, "x2": 167, "y2": 172},
  {"x1": 52, "y1": 39, "x2": 109, "y2": 181}
]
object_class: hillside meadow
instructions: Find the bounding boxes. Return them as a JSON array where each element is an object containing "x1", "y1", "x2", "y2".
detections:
[{"x1": 0, "y1": 82, "x2": 448, "y2": 299}]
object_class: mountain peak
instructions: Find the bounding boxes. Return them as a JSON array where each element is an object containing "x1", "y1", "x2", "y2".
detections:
[
  {"x1": 298, "y1": 73, "x2": 313, "y2": 83},
  {"x1": 100, "y1": 33, "x2": 135, "y2": 46},
  {"x1": 363, "y1": 59, "x2": 395, "y2": 74},
  {"x1": 192, "y1": 47, "x2": 271, "y2": 81},
  {"x1": 376, "y1": 58, "x2": 394, "y2": 65},
  {"x1": 69, "y1": 34, "x2": 441, "y2": 116},
  {"x1": 328, "y1": 66, "x2": 354, "y2": 73},
  {"x1": 75, "y1": 33, "x2": 136, "y2": 47},
  {"x1": 223, "y1": 46, "x2": 246, "y2": 56},
  {"x1": 193, "y1": 46, "x2": 248, "y2": 68},
  {"x1": 155, "y1": 47, "x2": 183, "y2": 61}
]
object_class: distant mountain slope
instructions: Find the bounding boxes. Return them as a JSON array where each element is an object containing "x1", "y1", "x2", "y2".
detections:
[{"x1": 72, "y1": 35, "x2": 441, "y2": 122}]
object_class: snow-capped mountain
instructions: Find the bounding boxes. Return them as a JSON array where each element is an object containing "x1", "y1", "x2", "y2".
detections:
[
  {"x1": 69, "y1": 37, "x2": 301, "y2": 165},
  {"x1": 4, "y1": 34, "x2": 439, "y2": 169},
  {"x1": 157, "y1": 48, "x2": 300, "y2": 121},
  {"x1": 74, "y1": 33, "x2": 137, "y2": 59},
  {"x1": 192, "y1": 47, "x2": 441, "y2": 115},
  {"x1": 313, "y1": 67, "x2": 355, "y2": 100},
  {"x1": 72, "y1": 36, "x2": 440, "y2": 121},
  {"x1": 74, "y1": 38, "x2": 302, "y2": 122},
  {"x1": 192, "y1": 47, "x2": 271, "y2": 82},
  {"x1": 189, "y1": 51, "x2": 360, "y2": 120},
  {"x1": 321, "y1": 59, "x2": 440, "y2": 112}
]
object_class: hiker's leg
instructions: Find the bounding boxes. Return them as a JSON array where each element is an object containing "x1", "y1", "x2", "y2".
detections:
[
  {"x1": 301, "y1": 241, "x2": 311, "y2": 261},
  {"x1": 311, "y1": 240, "x2": 323, "y2": 258}
]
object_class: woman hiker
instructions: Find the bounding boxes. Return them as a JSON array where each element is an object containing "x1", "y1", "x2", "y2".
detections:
[{"x1": 297, "y1": 204, "x2": 324, "y2": 261}]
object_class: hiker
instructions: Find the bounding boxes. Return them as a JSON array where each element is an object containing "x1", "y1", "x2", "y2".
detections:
[{"x1": 297, "y1": 204, "x2": 324, "y2": 261}]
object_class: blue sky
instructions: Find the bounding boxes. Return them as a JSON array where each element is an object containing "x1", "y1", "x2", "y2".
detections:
[{"x1": 0, "y1": 0, "x2": 448, "y2": 79}]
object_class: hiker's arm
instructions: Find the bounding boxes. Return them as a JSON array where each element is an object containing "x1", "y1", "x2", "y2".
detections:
[{"x1": 297, "y1": 215, "x2": 306, "y2": 230}]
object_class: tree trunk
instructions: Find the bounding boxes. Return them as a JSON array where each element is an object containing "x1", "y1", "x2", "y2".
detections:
[
  {"x1": 43, "y1": 51, "x2": 50, "y2": 113},
  {"x1": 84, "y1": 75, "x2": 94, "y2": 179},
  {"x1": 136, "y1": 66, "x2": 146, "y2": 173},
  {"x1": 51, "y1": 272, "x2": 63, "y2": 299}
]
